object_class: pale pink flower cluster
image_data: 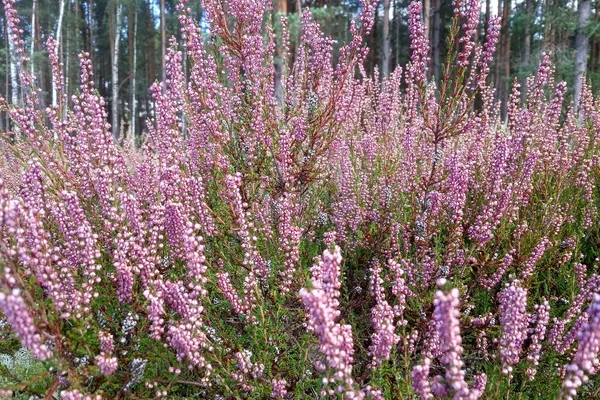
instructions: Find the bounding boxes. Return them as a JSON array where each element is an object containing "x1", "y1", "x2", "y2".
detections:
[
  {"x1": 498, "y1": 280, "x2": 529, "y2": 377},
  {"x1": 95, "y1": 330, "x2": 118, "y2": 376}
]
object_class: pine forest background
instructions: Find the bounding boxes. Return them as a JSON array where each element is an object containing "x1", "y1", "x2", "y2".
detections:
[{"x1": 0, "y1": 0, "x2": 598, "y2": 142}]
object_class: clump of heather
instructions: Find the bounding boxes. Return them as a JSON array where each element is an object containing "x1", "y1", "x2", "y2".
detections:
[{"x1": 2, "y1": 0, "x2": 600, "y2": 398}]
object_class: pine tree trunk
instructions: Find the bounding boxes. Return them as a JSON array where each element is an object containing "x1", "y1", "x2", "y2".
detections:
[
  {"x1": 3, "y1": 17, "x2": 10, "y2": 130},
  {"x1": 395, "y1": 0, "x2": 400, "y2": 68},
  {"x1": 543, "y1": 0, "x2": 554, "y2": 51},
  {"x1": 89, "y1": 0, "x2": 94, "y2": 70},
  {"x1": 494, "y1": 0, "x2": 503, "y2": 100},
  {"x1": 432, "y1": 0, "x2": 441, "y2": 86},
  {"x1": 574, "y1": 0, "x2": 591, "y2": 111},
  {"x1": 130, "y1": 1, "x2": 138, "y2": 140},
  {"x1": 52, "y1": 0, "x2": 66, "y2": 108},
  {"x1": 74, "y1": 0, "x2": 80, "y2": 88},
  {"x1": 521, "y1": 0, "x2": 533, "y2": 103},
  {"x1": 34, "y1": 8, "x2": 46, "y2": 109},
  {"x1": 7, "y1": 14, "x2": 19, "y2": 106},
  {"x1": 485, "y1": 0, "x2": 490, "y2": 34},
  {"x1": 274, "y1": 0, "x2": 287, "y2": 104},
  {"x1": 497, "y1": 0, "x2": 511, "y2": 120},
  {"x1": 382, "y1": 0, "x2": 391, "y2": 77},
  {"x1": 593, "y1": 1, "x2": 600, "y2": 72},
  {"x1": 30, "y1": 0, "x2": 37, "y2": 78},
  {"x1": 112, "y1": 3, "x2": 123, "y2": 141},
  {"x1": 161, "y1": 0, "x2": 166, "y2": 83},
  {"x1": 65, "y1": 19, "x2": 70, "y2": 106},
  {"x1": 423, "y1": 0, "x2": 431, "y2": 40}
]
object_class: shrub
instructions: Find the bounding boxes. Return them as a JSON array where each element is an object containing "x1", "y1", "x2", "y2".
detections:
[{"x1": 1, "y1": 0, "x2": 600, "y2": 398}]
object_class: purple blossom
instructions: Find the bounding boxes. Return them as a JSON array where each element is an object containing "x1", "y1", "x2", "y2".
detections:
[
  {"x1": 0, "y1": 289, "x2": 51, "y2": 360},
  {"x1": 498, "y1": 280, "x2": 529, "y2": 376}
]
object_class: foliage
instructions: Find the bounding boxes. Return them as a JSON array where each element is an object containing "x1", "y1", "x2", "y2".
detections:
[{"x1": 1, "y1": 0, "x2": 600, "y2": 399}]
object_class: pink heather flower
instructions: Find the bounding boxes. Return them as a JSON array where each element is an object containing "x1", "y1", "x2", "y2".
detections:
[
  {"x1": 98, "y1": 330, "x2": 114, "y2": 354},
  {"x1": 0, "y1": 289, "x2": 51, "y2": 360},
  {"x1": 216, "y1": 271, "x2": 257, "y2": 324},
  {"x1": 562, "y1": 294, "x2": 600, "y2": 400},
  {"x1": 60, "y1": 390, "x2": 102, "y2": 400},
  {"x1": 224, "y1": 173, "x2": 266, "y2": 277},
  {"x1": 271, "y1": 378, "x2": 288, "y2": 398},
  {"x1": 278, "y1": 192, "x2": 302, "y2": 293},
  {"x1": 413, "y1": 285, "x2": 486, "y2": 399},
  {"x1": 369, "y1": 262, "x2": 400, "y2": 367},
  {"x1": 95, "y1": 330, "x2": 117, "y2": 376},
  {"x1": 95, "y1": 352, "x2": 118, "y2": 376},
  {"x1": 521, "y1": 237, "x2": 551, "y2": 279},
  {"x1": 433, "y1": 287, "x2": 485, "y2": 399},
  {"x1": 498, "y1": 280, "x2": 529, "y2": 377},
  {"x1": 526, "y1": 300, "x2": 551, "y2": 380},
  {"x1": 481, "y1": 251, "x2": 514, "y2": 290},
  {"x1": 300, "y1": 247, "x2": 357, "y2": 394},
  {"x1": 407, "y1": 1, "x2": 430, "y2": 83},
  {"x1": 411, "y1": 357, "x2": 433, "y2": 399},
  {"x1": 456, "y1": 0, "x2": 480, "y2": 67}
]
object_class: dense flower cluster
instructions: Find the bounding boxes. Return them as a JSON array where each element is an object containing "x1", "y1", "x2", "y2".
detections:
[
  {"x1": 498, "y1": 280, "x2": 529, "y2": 377},
  {"x1": 562, "y1": 295, "x2": 600, "y2": 399},
  {"x1": 1, "y1": 0, "x2": 600, "y2": 397}
]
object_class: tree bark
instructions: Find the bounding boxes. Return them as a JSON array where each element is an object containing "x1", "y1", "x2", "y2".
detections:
[
  {"x1": 485, "y1": 0, "x2": 490, "y2": 34},
  {"x1": 130, "y1": 0, "x2": 138, "y2": 140},
  {"x1": 274, "y1": 0, "x2": 287, "y2": 104},
  {"x1": 395, "y1": 0, "x2": 400, "y2": 68},
  {"x1": 423, "y1": 0, "x2": 431, "y2": 40},
  {"x1": 89, "y1": 0, "x2": 94, "y2": 70},
  {"x1": 6, "y1": 11, "x2": 19, "y2": 106},
  {"x1": 30, "y1": 0, "x2": 37, "y2": 78},
  {"x1": 495, "y1": 0, "x2": 511, "y2": 120},
  {"x1": 161, "y1": 0, "x2": 166, "y2": 83},
  {"x1": 4, "y1": 17, "x2": 10, "y2": 130},
  {"x1": 521, "y1": 0, "x2": 533, "y2": 103},
  {"x1": 382, "y1": 0, "x2": 391, "y2": 78},
  {"x1": 111, "y1": 2, "x2": 124, "y2": 141},
  {"x1": 432, "y1": 0, "x2": 441, "y2": 86},
  {"x1": 574, "y1": 0, "x2": 591, "y2": 111},
  {"x1": 52, "y1": 0, "x2": 66, "y2": 108}
]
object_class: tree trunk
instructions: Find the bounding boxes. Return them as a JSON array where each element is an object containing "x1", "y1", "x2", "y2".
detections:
[
  {"x1": 74, "y1": 0, "x2": 80, "y2": 88},
  {"x1": 543, "y1": 0, "x2": 554, "y2": 51},
  {"x1": 111, "y1": 2, "x2": 123, "y2": 141},
  {"x1": 273, "y1": 0, "x2": 287, "y2": 104},
  {"x1": 161, "y1": 0, "x2": 166, "y2": 83},
  {"x1": 34, "y1": 6, "x2": 46, "y2": 109},
  {"x1": 574, "y1": 0, "x2": 591, "y2": 111},
  {"x1": 485, "y1": 0, "x2": 490, "y2": 34},
  {"x1": 593, "y1": 1, "x2": 600, "y2": 72},
  {"x1": 130, "y1": 1, "x2": 138, "y2": 140},
  {"x1": 382, "y1": 0, "x2": 391, "y2": 77},
  {"x1": 7, "y1": 12, "x2": 19, "y2": 106},
  {"x1": 89, "y1": 0, "x2": 94, "y2": 70},
  {"x1": 30, "y1": 0, "x2": 37, "y2": 78},
  {"x1": 423, "y1": 0, "x2": 431, "y2": 40},
  {"x1": 4, "y1": 17, "x2": 10, "y2": 129},
  {"x1": 432, "y1": 0, "x2": 441, "y2": 86},
  {"x1": 495, "y1": 0, "x2": 511, "y2": 120},
  {"x1": 521, "y1": 0, "x2": 533, "y2": 103},
  {"x1": 65, "y1": 16, "x2": 70, "y2": 106},
  {"x1": 395, "y1": 0, "x2": 400, "y2": 68},
  {"x1": 52, "y1": 0, "x2": 66, "y2": 108}
]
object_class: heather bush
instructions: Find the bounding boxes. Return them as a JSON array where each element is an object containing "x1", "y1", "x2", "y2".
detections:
[{"x1": 2, "y1": 0, "x2": 600, "y2": 398}]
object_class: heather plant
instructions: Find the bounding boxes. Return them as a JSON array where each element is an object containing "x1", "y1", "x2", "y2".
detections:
[{"x1": 2, "y1": 0, "x2": 600, "y2": 398}]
